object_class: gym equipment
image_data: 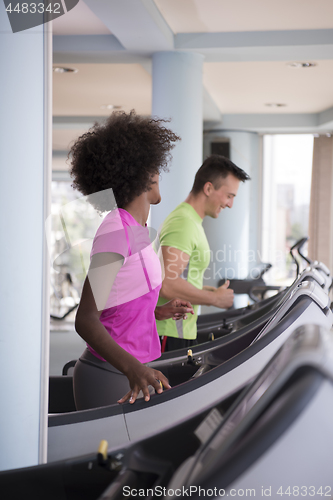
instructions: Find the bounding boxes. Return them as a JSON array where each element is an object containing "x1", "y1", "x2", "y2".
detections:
[
  {"x1": 294, "y1": 236, "x2": 332, "y2": 291},
  {"x1": 218, "y1": 261, "x2": 282, "y2": 303},
  {"x1": 47, "y1": 277, "x2": 332, "y2": 462},
  {"x1": 215, "y1": 237, "x2": 319, "y2": 304},
  {"x1": 48, "y1": 264, "x2": 331, "y2": 416},
  {"x1": 196, "y1": 263, "x2": 331, "y2": 343},
  {"x1": 3, "y1": 324, "x2": 333, "y2": 500},
  {"x1": 167, "y1": 324, "x2": 333, "y2": 498},
  {"x1": 49, "y1": 265, "x2": 330, "y2": 415}
]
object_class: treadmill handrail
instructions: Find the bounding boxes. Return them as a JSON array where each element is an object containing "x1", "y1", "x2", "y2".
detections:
[
  {"x1": 301, "y1": 266, "x2": 333, "y2": 291},
  {"x1": 274, "y1": 267, "x2": 330, "y2": 312},
  {"x1": 313, "y1": 261, "x2": 331, "y2": 277},
  {"x1": 290, "y1": 237, "x2": 308, "y2": 277},
  {"x1": 297, "y1": 236, "x2": 311, "y2": 265},
  {"x1": 252, "y1": 280, "x2": 330, "y2": 343}
]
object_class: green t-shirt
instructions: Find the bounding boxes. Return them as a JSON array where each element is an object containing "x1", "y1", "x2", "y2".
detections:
[{"x1": 156, "y1": 202, "x2": 211, "y2": 339}]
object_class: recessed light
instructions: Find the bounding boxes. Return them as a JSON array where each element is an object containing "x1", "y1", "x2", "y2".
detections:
[
  {"x1": 265, "y1": 103, "x2": 287, "y2": 108},
  {"x1": 53, "y1": 67, "x2": 78, "y2": 73},
  {"x1": 100, "y1": 104, "x2": 122, "y2": 110},
  {"x1": 287, "y1": 62, "x2": 317, "y2": 68}
]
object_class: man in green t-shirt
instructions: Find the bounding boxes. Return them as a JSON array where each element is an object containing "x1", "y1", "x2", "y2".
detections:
[{"x1": 156, "y1": 155, "x2": 250, "y2": 351}]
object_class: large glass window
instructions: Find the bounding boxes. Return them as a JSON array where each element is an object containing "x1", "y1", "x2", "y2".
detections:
[
  {"x1": 49, "y1": 180, "x2": 103, "y2": 319},
  {"x1": 261, "y1": 134, "x2": 314, "y2": 286}
]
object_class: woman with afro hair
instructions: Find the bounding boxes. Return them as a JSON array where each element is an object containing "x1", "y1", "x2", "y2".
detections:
[{"x1": 70, "y1": 111, "x2": 194, "y2": 410}]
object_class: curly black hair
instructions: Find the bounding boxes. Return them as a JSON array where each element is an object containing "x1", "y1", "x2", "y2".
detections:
[{"x1": 69, "y1": 110, "x2": 180, "y2": 212}]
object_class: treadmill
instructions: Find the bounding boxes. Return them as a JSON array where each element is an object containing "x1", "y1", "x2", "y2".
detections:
[
  {"x1": 47, "y1": 278, "x2": 332, "y2": 462},
  {"x1": 196, "y1": 235, "x2": 332, "y2": 340},
  {"x1": 2, "y1": 324, "x2": 333, "y2": 500},
  {"x1": 167, "y1": 323, "x2": 333, "y2": 498}
]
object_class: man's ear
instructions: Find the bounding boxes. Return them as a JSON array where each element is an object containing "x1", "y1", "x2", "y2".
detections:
[{"x1": 203, "y1": 181, "x2": 213, "y2": 197}]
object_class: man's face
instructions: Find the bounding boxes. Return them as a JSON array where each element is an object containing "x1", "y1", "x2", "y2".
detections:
[{"x1": 205, "y1": 174, "x2": 240, "y2": 218}]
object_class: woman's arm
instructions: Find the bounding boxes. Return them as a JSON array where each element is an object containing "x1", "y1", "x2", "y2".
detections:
[
  {"x1": 75, "y1": 252, "x2": 170, "y2": 403},
  {"x1": 155, "y1": 298, "x2": 194, "y2": 321}
]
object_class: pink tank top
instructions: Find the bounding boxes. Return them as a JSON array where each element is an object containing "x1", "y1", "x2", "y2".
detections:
[{"x1": 87, "y1": 208, "x2": 162, "y2": 364}]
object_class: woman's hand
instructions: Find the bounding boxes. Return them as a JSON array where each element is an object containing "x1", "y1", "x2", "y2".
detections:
[
  {"x1": 155, "y1": 298, "x2": 194, "y2": 321},
  {"x1": 117, "y1": 363, "x2": 171, "y2": 404}
]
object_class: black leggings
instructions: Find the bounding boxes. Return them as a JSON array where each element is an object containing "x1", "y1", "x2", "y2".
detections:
[
  {"x1": 73, "y1": 349, "x2": 131, "y2": 410},
  {"x1": 73, "y1": 348, "x2": 155, "y2": 410}
]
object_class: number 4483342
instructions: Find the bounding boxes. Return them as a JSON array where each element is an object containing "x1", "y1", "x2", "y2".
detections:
[
  {"x1": 277, "y1": 485, "x2": 332, "y2": 496},
  {"x1": 5, "y1": 3, "x2": 62, "y2": 14}
]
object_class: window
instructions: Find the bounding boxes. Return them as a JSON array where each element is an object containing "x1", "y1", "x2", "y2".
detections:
[
  {"x1": 261, "y1": 135, "x2": 314, "y2": 285},
  {"x1": 49, "y1": 180, "x2": 104, "y2": 318}
]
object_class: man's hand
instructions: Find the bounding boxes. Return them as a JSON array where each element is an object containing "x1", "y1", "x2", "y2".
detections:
[
  {"x1": 117, "y1": 364, "x2": 171, "y2": 404},
  {"x1": 211, "y1": 280, "x2": 234, "y2": 309},
  {"x1": 202, "y1": 285, "x2": 217, "y2": 292},
  {"x1": 155, "y1": 299, "x2": 194, "y2": 321}
]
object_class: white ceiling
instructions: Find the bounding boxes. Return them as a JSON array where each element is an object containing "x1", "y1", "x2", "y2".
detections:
[
  {"x1": 53, "y1": 63, "x2": 152, "y2": 116},
  {"x1": 154, "y1": 0, "x2": 333, "y2": 33},
  {"x1": 52, "y1": 0, "x2": 111, "y2": 35},
  {"x1": 204, "y1": 60, "x2": 333, "y2": 114},
  {"x1": 52, "y1": 0, "x2": 333, "y2": 154}
]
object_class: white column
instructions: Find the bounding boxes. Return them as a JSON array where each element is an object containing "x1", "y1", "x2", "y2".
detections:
[
  {"x1": 202, "y1": 131, "x2": 261, "y2": 309},
  {"x1": 151, "y1": 51, "x2": 204, "y2": 231},
  {"x1": 0, "y1": 7, "x2": 51, "y2": 470}
]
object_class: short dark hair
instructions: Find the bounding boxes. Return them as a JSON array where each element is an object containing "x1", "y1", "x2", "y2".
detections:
[
  {"x1": 191, "y1": 154, "x2": 250, "y2": 194},
  {"x1": 69, "y1": 110, "x2": 180, "y2": 212}
]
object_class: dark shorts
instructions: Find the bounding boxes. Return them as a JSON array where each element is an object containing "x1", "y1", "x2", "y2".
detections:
[{"x1": 160, "y1": 336, "x2": 198, "y2": 353}]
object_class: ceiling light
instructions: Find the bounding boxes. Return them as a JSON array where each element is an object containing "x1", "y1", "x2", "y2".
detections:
[
  {"x1": 100, "y1": 104, "x2": 122, "y2": 110},
  {"x1": 287, "y1": 62, "x2": 317, "y2": 68},
  {"x1": 265, "y1": 103, "x2": 287, "y2": 108},
  {"x1": 53, "y1": 67, "x2": 78, "y2": 73}
]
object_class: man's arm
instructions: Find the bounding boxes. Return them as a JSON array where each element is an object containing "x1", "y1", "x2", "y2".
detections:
[{"x1": 160, "y1": 246, "x2": 234, "y2": 309}]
